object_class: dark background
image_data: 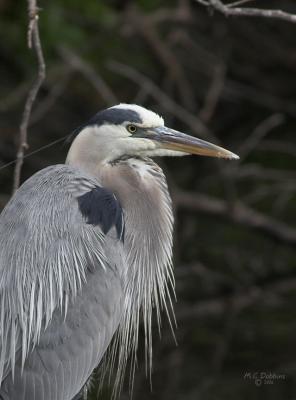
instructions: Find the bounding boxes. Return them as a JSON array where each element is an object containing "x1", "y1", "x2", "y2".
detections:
[{"x1": 1, "y1": 1, "x2": 296, "y2": 399}]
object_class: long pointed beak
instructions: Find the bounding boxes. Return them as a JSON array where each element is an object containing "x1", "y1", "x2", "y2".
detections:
[{"x1": 151, "y1": 127, "x2": 239, "y2": 160}]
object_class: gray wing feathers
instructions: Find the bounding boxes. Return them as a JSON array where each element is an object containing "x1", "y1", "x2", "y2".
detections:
[
  {"x1": 1, "y1": 264, "x2": 122, "y2": 400},
  {"x1": 0, "y1": 165, "x2": 125, "y2": 399}
]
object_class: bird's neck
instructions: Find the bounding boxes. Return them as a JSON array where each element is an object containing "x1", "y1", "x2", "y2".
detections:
[
  {"x1": 99, "y1": 156, "x2": 174, "y2": 266},
  {"x1": 98, "y1": 156, "x2": 175, "y2": 373},
  {"x1": 66, "y1": 136, "x2": 174, "y2": 281},
  {"x1": 99, "y1": 155, "x2": 174, "y2": 299},
  {"x1": 66, "y1": 128, "x2": 126, "y2": 175}
]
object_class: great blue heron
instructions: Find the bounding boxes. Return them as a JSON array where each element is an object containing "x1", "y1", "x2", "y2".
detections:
[{"x1": 0, "y1": 104, "x2": 238, "y2": 400}]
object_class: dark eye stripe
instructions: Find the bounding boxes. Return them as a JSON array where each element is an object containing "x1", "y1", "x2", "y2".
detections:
[{"x1": 73, "y1": 108, "x2": 142, "y2": 136}]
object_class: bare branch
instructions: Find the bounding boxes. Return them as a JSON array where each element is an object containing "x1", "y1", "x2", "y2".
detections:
[
  {"x1": 175, "y1": 190, "x2": 296, "y2": 245},
  {"x1": 228, "y1": 0, "x2": 256, "y2": 7},
  {"x1": 178, "y1": 276, "x2": 296, "y2": 320},
  {"x1": 198, "y1": 63, "x2": 226, "y2": 123},
  {"x1": 123, "y1": 5, "x2": 196, "y2": 110},
  {"x1": 58, "y1": 46, "x2": 117, "y2": 106},
  {"x1": 30, "y1": 69, "x2": 72, "y2": 125},
  {"x1": 196, "y1": 0, "x2": 296, "y2": 24},
  {"x1": 148, "y1": 0, "x2": 192, "y2": 24},
  {"x1": 237, "y1": 113, "x2": 285, "y2": 161},
  {"x1": 108, "y1": 60, "x2": 213, "y2": 141},
  {"x1": 13, "y1": 0, "x2": 46, "y2": 193},
  {"x1": 197, "y1": 0, "x2": 209, "y2": 5},
  {"x1": 258, "y1": 140, "x2": 296, "y2": 158},
  {"x1": 231, "y1": 164, "x2": 296, "y2": 181}
]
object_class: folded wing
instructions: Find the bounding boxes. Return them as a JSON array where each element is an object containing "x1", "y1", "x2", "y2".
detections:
[{"x1": 0, "y1": 164, "x2": 126, "y2": 400}]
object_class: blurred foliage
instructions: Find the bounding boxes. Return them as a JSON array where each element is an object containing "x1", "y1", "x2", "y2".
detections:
[{"x1": 1, "y1": 0, "x2": 296, "y2": 399}]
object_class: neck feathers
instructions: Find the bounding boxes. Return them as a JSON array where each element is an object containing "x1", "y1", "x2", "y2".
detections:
[{"x1": 99, "y1": 157, "x2": 175, "y2": 394}]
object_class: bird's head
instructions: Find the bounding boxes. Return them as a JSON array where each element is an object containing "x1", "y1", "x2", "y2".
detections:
[{"x1": 66, "y1": 104, "x2": 239, "y2": 168}]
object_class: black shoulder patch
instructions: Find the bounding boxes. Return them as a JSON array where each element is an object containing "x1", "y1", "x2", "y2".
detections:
[{"x1": 77, "y1": 186, "x2": 124, "y2": 241}]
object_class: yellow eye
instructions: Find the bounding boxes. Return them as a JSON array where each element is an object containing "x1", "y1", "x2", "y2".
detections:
[{"x1": 127, "y1": 125, "x2": 137, "y2": 134}]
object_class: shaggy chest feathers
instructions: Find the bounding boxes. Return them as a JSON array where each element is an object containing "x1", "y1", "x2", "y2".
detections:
[{"x1": 98, "y1": 156, "x2": 175, "y2": 391}]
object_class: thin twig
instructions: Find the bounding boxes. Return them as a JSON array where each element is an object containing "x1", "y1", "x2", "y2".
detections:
[
  {"x1": 108, "y1": 60, "x2": 213, "y2": 140},
  {"x1": 258, "y1": 140, "x2": 296, "y2": 158},
  {"x1": 177, "y1": 276, "x2": 296, "y2": 320},
  {"x1": 13, "y1": 0, "x2": 46, "y2": 193},
  {"x1": 58, "y1": 46, "x2": 117, "y2": 106},
  {"x1": 237, "y1": 113, "x2": 285, "y2": 161},
  {"x1": 228, "y1": 0, "x2": 256, "y2": 7},
  {"x1": 198, "y1": 63, "x2": 226, "y2": 123},
  {"x1": 232, "y1": 165, "x2": 296, "y2": 182},
  {"x1": 30, "y1": 67, "x2": 72, "y2": 125},
  {"x1": 196, "y1": 0, "x2": 209, "y2": 5},
  {"x1": 175, "y1": 190, "x2": 296, "y2": 246},
  {"x1": 196, "y1": 0, "x2": 296, "y2": 24},
  {"x1": 124, "y1": 5, "x2": 196, "y2": 110}
]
